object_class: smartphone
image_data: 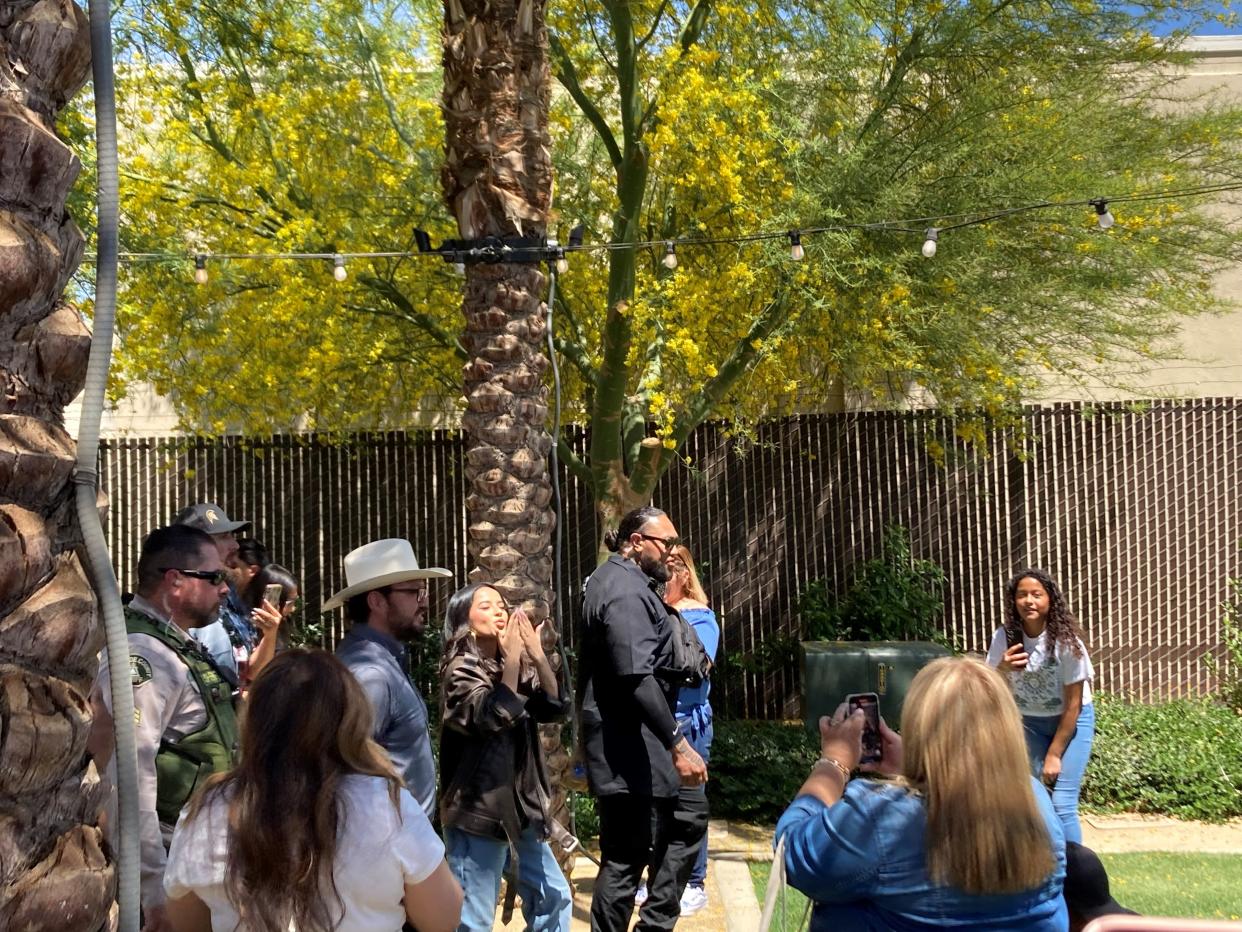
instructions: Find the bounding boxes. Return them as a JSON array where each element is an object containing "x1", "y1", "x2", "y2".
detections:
[
  {"x1": 845, "y1": 692, "x2": 882, "y2": 765},
  {"x1": 1005, "y1": 625, "x2": 1025, "y2": 649},
  {"x1": 262, "y1": 583, "x2": 284, "y2": 608}
]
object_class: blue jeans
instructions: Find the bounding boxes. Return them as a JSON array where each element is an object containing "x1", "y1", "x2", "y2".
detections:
[
  {"x1": 1022, "y1": 703, "x2": 1095, "y2": 844},
  {"x1": 684, "y1": 719, "x2": 713, "y2": 886},
  {"x1": 444, "y1": 825, "x2": 573, "y2": 932}
]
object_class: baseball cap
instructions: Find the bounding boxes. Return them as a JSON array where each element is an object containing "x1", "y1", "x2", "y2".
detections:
[
  {"x1": 1064, "y1": 841, "x2": 1138, "y2": 921},
  {"x1": 174, "y1": 502, "x2": 252, "y2": 535}
]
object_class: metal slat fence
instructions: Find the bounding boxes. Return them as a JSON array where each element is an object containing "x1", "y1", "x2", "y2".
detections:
[{"x1": 98, "y1": 399, "x2": 1241, "y2": 719}]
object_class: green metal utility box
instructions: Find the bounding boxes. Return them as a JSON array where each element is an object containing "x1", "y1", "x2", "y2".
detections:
[{"x1": 801, "y1": 641, "x2": 952, "y2": 733}]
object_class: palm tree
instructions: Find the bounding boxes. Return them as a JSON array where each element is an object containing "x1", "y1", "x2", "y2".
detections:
[
  {"x1": 0, "y1": 0, "x2": 114, "y2": 927},
  {"x1": 439, "y1": 0, "x2": 575, "y2": 878}
]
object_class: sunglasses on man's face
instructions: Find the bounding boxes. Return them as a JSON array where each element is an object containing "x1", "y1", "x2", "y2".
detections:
[
  {"x1": 638, "y1": 534, "x2": 684, "y2": 552},
  {"x1": 163, "y1": 567, "x2": 228, "y2": 586}
]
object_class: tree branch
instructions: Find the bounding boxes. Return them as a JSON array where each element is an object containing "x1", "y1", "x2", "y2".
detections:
[
  {"x1": 629, "y1": 291, "x2": 791, "y2": 497},
  {"x1": 356, "y1": 274, "x2": 469, "y2": 359},
  {"x1": 556, "y1": 434, "x2": 592, "y2": 485},
  {"x1": 549, "y1": 31, "x2": 623, "y2": 168}
]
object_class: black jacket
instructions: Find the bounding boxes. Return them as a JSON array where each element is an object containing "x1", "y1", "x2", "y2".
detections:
[{"x1": 438, "y1": 645, "x2": 567, "y2": 843}]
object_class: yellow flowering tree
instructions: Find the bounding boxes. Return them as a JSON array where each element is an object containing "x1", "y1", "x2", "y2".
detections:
[{"x1": 92, "y1": 0, "x2": 1242, "y2": 523}]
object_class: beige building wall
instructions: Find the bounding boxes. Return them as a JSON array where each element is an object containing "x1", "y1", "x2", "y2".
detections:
[{"x1": 1030, "y1": 35, "x2": 1242, "y2": 403}]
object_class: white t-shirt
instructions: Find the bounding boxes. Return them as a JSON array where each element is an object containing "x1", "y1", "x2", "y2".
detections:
[
  {"x1": 164, "y1": 774, "x2": 444, "y2": 931},
  {"x1": 986, "y1": 627, "x2": 1094, "y2": 717}
]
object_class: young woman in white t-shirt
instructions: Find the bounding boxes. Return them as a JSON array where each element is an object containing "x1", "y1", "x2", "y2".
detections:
[
  {"x1": 986, "y1": 568, "x2": 1095, "y2": 844},
  {"x1": 163, "y1": 649, "x2": 463, "y2": 932}
]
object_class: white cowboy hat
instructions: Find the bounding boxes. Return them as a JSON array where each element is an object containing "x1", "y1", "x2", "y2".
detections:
[{"x1": 322, "y1": 538, "x2": 452, "y2": 612}]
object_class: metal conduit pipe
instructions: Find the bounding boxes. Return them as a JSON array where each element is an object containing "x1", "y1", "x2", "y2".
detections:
[{"x1": 76, "y1": 0, "x2": 140, "y2": 927}]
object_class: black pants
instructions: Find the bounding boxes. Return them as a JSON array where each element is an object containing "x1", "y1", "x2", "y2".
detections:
[
  {"x1": 640, "y1": 785, "x2": 710, "y2": 926},
  {"x1": 591, "y1": 793, "x2": 678, "y2": 932}
]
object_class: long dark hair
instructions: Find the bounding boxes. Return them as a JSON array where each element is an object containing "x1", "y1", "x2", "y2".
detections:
[
  {"x1": 1005, "y1": 567, "x2": 1086, "y2": 657},
  {"x1": 439, "y1": 582, "x2": 494, "y2": 674},
  {"x1": 186, "y1": 650, "x2": 403, "y2": 932},
  {"x1": 243, "y1": 562, "x2": 299, "y2": 611}
]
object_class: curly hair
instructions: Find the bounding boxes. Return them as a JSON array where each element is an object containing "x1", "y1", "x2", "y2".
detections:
[{"x1": 1004, "y1": 567, "x2": 1086, "y2": 658}]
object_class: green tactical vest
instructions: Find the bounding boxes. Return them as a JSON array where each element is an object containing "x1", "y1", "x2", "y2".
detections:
[{"x1": 125, "y1": 608, "x2": 241, "y2": 824}]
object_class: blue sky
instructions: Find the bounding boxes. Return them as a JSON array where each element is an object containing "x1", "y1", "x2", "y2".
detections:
[{"x1": 1146, "y1": 2, "x2": 1240, "y2": 35}]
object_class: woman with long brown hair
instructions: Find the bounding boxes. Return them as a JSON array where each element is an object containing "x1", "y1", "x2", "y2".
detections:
[
  {"x1": 776, "y1": 656, "x2": 1068, "y2": 930},
  {"x1": 162, "y1": 649, "x2": 462, "y2": 931},
  {"x1": 987, "y1": 568, "x2": 1095, "y2": 845}
]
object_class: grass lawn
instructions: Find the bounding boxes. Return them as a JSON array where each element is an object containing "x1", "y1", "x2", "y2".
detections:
[{"x1": 750, "y1": 853, "x2": 1242, "y2": 931}]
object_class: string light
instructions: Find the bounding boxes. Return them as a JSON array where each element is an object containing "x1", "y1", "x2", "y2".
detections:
[
  {"x1": 333, "y1": 254, "x2": 347, "y2": 281},
  {"x1": 555, "y1": 252, "x2": 569, "y2": 275},
  {"x1": 92, "y1": 182, "x2": 1242, "y2": 270},
  {"x1": 921, "y1": 228, "x2": 939, "y2": 259},
  {"x1": 789, "y1": 231, "x2": 804, "y2": 261},
  {"x1": 1090, "y1": 198, "x2": 1115, "y2": 230}
]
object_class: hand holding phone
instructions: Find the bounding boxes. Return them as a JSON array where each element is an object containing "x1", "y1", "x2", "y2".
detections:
[
  {"x1": 261, "y1": 583, "x2": 284, "y2": 608},
  {"x1": 845, "y1": 692, "x2": 883, "y2": 765},
  {"x1": 1000, "y1": 641, "x2": 1029, "y2": 673}
]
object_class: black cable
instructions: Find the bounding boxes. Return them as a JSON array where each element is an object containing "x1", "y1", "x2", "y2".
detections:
[{"x1": 90, "y1": 179, "x2": 1242, "y2": 266}]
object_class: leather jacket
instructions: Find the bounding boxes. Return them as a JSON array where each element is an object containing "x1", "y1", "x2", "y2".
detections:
[{"x1": 438, "y1": 644, "x2": 568, "y2": 843}]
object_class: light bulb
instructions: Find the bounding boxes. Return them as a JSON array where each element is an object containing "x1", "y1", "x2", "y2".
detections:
[
  {"x1": 453, "y1": 262, "x2": 466, "y2": 276},
  {"x1": 1092, "y1": 199, "x2": 1115, "y2": 230},
  {"x1": 662, "y1": 241, "x2": 677, "y2": 270},
  {"x1": 921, "y1": 228, "x2": 939, "y2": 259},
  {"x1": 555, "y1": 256, "x2": 569, "y2": 275},
  {"x1": 193, "y1": 255, "x2": 208, "y2": 284},
  {"x1": 789, "y1": 231, "x2": 804, "y2": 261},
  {"x1": 333, "y1": 254, "x2": 347, "y2": 281}
]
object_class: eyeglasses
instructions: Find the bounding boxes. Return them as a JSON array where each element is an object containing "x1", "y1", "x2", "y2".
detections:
[
  {"x1": 163, "y1": 568, "x2": 227, "y2": 586},
  {"x1": 638, "y1": 534, "x2": 683, "y2": 552},
  {"x1": 384, "y1": 585, "x2": 428, "y2": 599}
]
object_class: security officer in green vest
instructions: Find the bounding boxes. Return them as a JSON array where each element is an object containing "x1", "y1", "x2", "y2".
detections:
[{"x1": 94, "y1": 524, "x2": 240, "y2": 932}]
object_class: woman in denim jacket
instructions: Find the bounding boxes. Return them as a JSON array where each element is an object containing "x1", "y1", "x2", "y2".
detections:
[
  {"x1": 438, "y1": 583, "x2": 573, "y2": 932},
  {"x1": 776, "y1": 657, "x2": 1068, "y2": 931}
]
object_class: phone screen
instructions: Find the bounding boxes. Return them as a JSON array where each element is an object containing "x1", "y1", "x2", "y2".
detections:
[
  {"x1": 262, "y1": 583, "x2": 284, "y2": 607},
  {"x1": 847, "y1": 692, "x2": 882, "y2": 765},
  {"x1": 1006, "y1": 625, "x2": 1024, "y2": 649}
]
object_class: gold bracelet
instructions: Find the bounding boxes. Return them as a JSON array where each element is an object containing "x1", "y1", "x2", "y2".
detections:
[{"x1": 815, "y1": 757, "x2": 851, "y2": 783}]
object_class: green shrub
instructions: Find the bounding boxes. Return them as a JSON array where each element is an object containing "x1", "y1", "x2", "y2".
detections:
[
  {"x1": 571, "y1": 790, "x2": 599, "y2": 841},
  {"x1": 703, "y1": 696, "x2": 1242, "y2": 825},
  {"x1": 1204, "y1": 575, "x2": 1242, "y2": 713},
  {"x1": 798, "y1": 524, "x2": 950, "y2": 645},
  {"x1": 1083, "y1": 694, "x2": 1242, "y2": 822},
  {"x1": 707, "y1": 720, "x2": 819, "y2": 822}
]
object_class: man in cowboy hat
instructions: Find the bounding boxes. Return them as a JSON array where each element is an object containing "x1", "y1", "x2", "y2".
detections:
[{"x1": 326, "y1": 538, "x2": 452, "y2": 818}]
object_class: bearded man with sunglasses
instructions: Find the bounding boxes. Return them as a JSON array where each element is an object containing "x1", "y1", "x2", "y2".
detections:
[
  {"x1": 326, "y1": 538, "x2": 453, "y2": 819},
  {"x1": 582, "y1": 505, "x2": 709, "y2": 932},
  {"x1": 92, "y1": 523, "x2": 240, "y2": 932}
]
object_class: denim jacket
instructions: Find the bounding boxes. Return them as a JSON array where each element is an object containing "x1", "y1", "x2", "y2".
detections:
[{"x1": 775, "y1": 776, "x2": 1068, "y2": 931}]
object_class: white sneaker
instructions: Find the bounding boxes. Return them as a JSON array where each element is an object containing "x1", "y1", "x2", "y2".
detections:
[
  {"x1": 634, "y1": 882, "x2": 649, "y2": 906},
  {"x1": 680, "y1": 884, "x2": 708, "y2": 916}
]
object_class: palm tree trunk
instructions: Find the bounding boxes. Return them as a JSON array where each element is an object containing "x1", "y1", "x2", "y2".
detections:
[
  {"x1": 441, "y1": 0, "x2": 574, "y2": 883},
  {"x1": 0, "y1": 0, "x2": 115, "y2": 928}
]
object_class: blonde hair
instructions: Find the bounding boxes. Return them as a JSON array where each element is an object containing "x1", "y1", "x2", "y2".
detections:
[
  {"x1": 669, "y1": 545, "x2": 708, "y2": 605},
  {"x1": 901, "y1": 656, "x2": 1055, "y2": 894}
]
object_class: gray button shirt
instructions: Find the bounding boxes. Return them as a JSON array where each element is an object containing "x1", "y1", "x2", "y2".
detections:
[{"x1": 336, "y1": 624, "x2": 437, "y2": 818}]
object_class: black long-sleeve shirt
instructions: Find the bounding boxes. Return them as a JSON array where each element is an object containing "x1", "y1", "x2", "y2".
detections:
[{"x1": 580, "y1": 555, "x2": 681, "y2": 798}]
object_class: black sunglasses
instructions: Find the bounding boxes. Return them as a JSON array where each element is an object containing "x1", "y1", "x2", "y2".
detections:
[
  {"x1": 638, "y1": 534, "x2": 684, "y2": 551},
  {"x1": 163, "y1": 567, "x2": 228, "y2": 586}
]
